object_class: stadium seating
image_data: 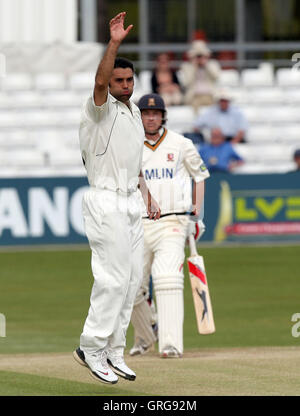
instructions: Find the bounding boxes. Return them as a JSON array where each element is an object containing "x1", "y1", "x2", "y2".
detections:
[
  {"x1": 240, "y1": 105, "x2": 300, "y2": 125},
  {"x1": 245, "y1": 87, "x2": 284, "y2": 105},
  {"x1": 234, "y1": 161, "x2": 295, "y2": 174},
  {"x1": 277, "y1": 124, "x2": 300, "y2": 143},
  {"x1": 138, "y1": 70, "x2": 152, "y2": 94},
  {"x1": 0, "y1": 130, "x2": 33, "y2": 149},
  {"x1": 218, "y1": 69, "x2": 240, "y2": 88},
  {"x1": 69, "y1": 72, "x2": 94, "y2": 91},
  {"x1": 0, "y1": 149, "x2": 45, "y2": 168},
  {"x1": 0, "y1": 91, "x2": 42, "y2": 109},
  {"x1": 241, "y1": 67, "x2": 274, "y2": 88},
  {"x1": 0, "y1": 111, "x2": 18, "y2": 128},
  {"x1": 166, "y1": 105, "x2": 195, "y2": 133},
  {"x1": 35, "y1": 73, "x2": 66, "y2": 90},
  {"x1": 276, "y1": 68, "x2": 300, "y2": 87},
  {"x1": 41, "y1": 91, "x2": 84, "y2": 108},
  {"x1": 48, "y1": 148, "x2": 83, "y2": 168},
  {"x1": 0, "y1": 61, "x2": 299, "y2": 176},
  {"x1": 285, "y1": 89, "x2": 300, "y2": 104},
  {"x1": 234, "y1": 143, "x2": 295, "y2": 163},
  {"x1": 0, "y1": 73, "x2": 33, "y2": 90},
  {"x1": 246, "y1": 125, "x2": 275, "y2": 143}
]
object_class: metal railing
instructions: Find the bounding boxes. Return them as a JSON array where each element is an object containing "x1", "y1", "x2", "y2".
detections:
[
  {"x1": 119, "y1": 41, "x2": 300, "y2": 70},
  {"x1": 120, "y1": 0, "x2": 300, "y2": 71}
]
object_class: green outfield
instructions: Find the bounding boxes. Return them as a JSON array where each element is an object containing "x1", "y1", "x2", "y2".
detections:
[{"x1": 0, "y1": 244, "x2": 300, "y2": 395}]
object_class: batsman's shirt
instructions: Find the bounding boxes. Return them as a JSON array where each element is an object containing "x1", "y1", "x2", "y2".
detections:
[
  {"x1": 79, "y1": 92, "x2": 144, "y2": 193},
  {"x1": 141, "y1": 128, "x2": 209, "y2": 216}
]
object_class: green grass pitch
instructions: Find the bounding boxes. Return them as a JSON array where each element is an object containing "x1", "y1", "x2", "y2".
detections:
[{"x1": 0, "y1": 244, "x2": 299, "y2": 395}]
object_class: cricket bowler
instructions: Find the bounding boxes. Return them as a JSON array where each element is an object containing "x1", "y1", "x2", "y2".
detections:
[{"x1": 73, "y1": 12, "x2": 160, "y2": 385}]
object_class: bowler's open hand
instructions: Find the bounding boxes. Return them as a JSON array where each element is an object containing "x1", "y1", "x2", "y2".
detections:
[{"x1": 110, "y1": 12, "x2": 133, "y2": 44}]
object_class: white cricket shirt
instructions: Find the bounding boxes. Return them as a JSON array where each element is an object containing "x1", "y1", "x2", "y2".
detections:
[
  {"x1": 141, "y1": 128, "x2": 210, "y2": 216},
  {"x1": 79, "y1": 92, "x2": 144, "y2": 193}
]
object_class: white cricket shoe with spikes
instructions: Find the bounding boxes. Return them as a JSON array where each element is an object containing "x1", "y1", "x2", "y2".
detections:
[
  {"x1": 129, "y1": 343, "x2": 151, "y2": 356},
  {"x1": 160, "y1": 346, "x2": 182, "y2": 358},
  {"x1": 107, "y1": 350, "x2": 136, "y2": 381},
  {"x1": 73, "y1": 347, "x2": 118, "y2": 384}
]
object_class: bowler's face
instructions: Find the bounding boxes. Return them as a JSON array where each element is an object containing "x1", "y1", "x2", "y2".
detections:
[{"x1": 109, "y1": 67, "x2": 134, "y2": 103}]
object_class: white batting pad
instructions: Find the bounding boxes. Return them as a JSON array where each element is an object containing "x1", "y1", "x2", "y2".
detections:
[{"x1": 156, "y1": 288, "x2": 183, "y2": 354}]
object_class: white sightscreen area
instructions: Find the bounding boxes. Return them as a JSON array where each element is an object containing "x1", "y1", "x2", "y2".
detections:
[{"x1": 0, "y1": 0, "x2": 77, "y2": 42}]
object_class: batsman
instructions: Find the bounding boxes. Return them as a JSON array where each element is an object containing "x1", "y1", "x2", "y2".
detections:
[{"x1": 130, "y1": 93, "x2": 210, "y2": 358}]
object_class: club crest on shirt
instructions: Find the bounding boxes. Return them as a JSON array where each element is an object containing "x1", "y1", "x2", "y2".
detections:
[{"x1": 167, "y1": 153, "x2": 174, "y2": 162}]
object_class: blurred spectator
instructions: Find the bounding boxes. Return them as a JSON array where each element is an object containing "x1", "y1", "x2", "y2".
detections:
[
  {"x1": 198, "y1": 128, "x2": 244, "y2": 173},
  {"x1": 180, "y1": 40, "x2": 220, "y2": 112},
  {"x1": 293, "y1": 149, "x2": 300, "y2": 171},
  {"x1": 193, "y1": 89, "x2": 248, "y2": 143},
  {"x1": 151, "y1": 53, "x2": 182, "y2": 106}
]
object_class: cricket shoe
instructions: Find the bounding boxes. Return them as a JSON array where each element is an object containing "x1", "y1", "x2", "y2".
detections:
[
  {"x1": 107, "y1": 351, "x2": 136, "y2": 381},
  {"x1": 129, "y1": 343, "x2": 151, "y2": 356},
  {"x1": 73, "y1": 347, "x2": 118, "y2": 385},
  {"x1": 160, "y1": 346, "x2": 182, "y2": 358}
]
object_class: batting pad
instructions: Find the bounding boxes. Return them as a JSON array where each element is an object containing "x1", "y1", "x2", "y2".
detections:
[
  {"x1": 131, "y1": 299, "x2": 157, "y2": 347},
  {"x1": 156, "y1": 288, "x2": 183, "y2": 354}
]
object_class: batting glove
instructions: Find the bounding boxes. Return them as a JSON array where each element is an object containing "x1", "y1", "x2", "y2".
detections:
[{"x1": 188, "y1": 219, "x2": 206, "y2": 242}]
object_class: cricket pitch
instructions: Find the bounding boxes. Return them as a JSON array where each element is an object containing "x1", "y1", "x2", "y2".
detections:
[{"x1": 1, "y1": 346, "x2": 300, "y2": 396}]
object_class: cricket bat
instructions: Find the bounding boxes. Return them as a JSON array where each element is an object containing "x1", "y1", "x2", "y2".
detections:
[{"x1": 187, "y1": 235, "x2": 215, "y2": 334}]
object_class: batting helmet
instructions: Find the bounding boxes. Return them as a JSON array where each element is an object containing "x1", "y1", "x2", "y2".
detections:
[
  {"x1": 138, "y1": 93, "x2": 167, "y2": 125},
  {"x1": 138, "y1": 93, "x2": 166, "y2": 111}
]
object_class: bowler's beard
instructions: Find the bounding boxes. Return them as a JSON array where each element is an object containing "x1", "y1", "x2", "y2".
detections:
[
  {"x1": 109, "y1": 86, "x2": 133, "y2": 103},
  {"x1": 116, "y1": 92, "x2": 132, "y2": 102}
]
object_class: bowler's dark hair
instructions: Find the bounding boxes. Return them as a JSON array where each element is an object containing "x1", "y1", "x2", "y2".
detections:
[{"x1": 114, "y1": 57, "x2": 134, "y2": 73}]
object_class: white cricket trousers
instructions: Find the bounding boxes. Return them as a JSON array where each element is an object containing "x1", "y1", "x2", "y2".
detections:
[{"x1": 80, "y1": 187, "x2": 144, "y2": 355}]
